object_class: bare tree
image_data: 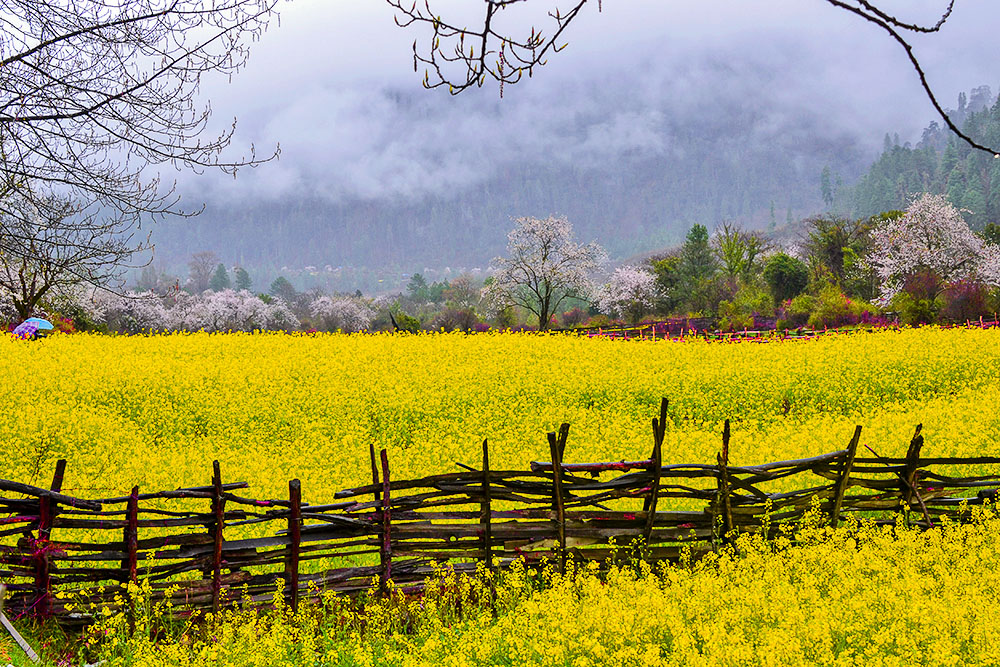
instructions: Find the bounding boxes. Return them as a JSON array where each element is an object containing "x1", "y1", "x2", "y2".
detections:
[
  {"x1": 0, "y1": 0, "x2": 282, "y2": 271},
  {"x1": 0, "y1": 189, "x2": 147, "y2": 318},
  {"x1": 484, "y1": 215, "x2": 605, "y2": 330},
  {"x1": 389, "y1": 0, "x2": 999, "y2": 155},
  {"x1": 188, "y1": 251, "x2": 221, "y2": 294}
]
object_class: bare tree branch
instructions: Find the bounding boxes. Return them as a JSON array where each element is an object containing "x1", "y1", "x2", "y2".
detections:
[
  {"x1": 0, "y1": 0, "x2": 282, "y2": 232},
  {"x1": 390, "y1": 0, "x2": 998, "y2": 155}
]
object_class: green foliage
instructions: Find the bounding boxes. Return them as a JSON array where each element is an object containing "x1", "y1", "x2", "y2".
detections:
[
  {"x1": 763, "y1": 253, "x2": 809, "y2": 304},
  {"x1": 234, "y1": 266, "x2": 252, "y2": 291},
  {"x1": 648, "y1": 253, "x2": 682, "y2": 314},
  {"x1": 393, "y1": 311, "x2": 421, "y2": 333},
  {"x1": 891, "y1": 291, "x2": 942, "y2": 326},
  {"x1": 718, "y1": 285, "x2": 773, "y2": 332},
  {"x1": 677, "y1": 224, "x2": 719, "y2": 314},
  {"x1": 980, "y1": 223, "x2": 1000, "y2": 247},
  {"x1": 805, "y1": 285, "x2": 876, "y2": 329},
  {"x1": 269, "y1": 276, "x2": 296, "y2": 303},
  {"x1": 209, "y1": 263, "x2": 231, "y2": 291},
  {"x1": 802, "y1": 214, "x2": 871, "y2": 288},
  {"x1": 407, "y1": 273, "x2": 429, "y2": 301},
  {"x1": 854, "y1": 86, "x2": 1000, "y2": 226},
  {"x1": 713, "y1": 222, "x2": 768, "y2": 284}
]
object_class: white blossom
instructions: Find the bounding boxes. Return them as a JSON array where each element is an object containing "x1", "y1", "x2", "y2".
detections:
[
  {"x1": 310, "y1": 295, "x2": 374, "y2": 333},
  {"x1": 597, "y1": 265, "x2": 660, "y2": 322},
  {"x1": 483, "y1": 215, "x2": 606, "y2": 330},
  {"x1": 870, "y1": 193, "x2": 1000, "y2": 303}
]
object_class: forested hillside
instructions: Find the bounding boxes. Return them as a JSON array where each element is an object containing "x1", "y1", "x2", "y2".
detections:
[
  {"x1": 853, "y1": 86, "x2": 1000, "y2": 226},
  {"x1": 151, "y1": 77, "x2": 870, "y2": 291}
]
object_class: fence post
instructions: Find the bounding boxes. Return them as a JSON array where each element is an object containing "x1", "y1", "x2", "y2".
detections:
[
  {"x1": 210, "y1": 460, "x2": 225, "y2": 614},
  {"x1": 643, "y1": 399, "x2": 667, "y2": 542},
  {"x1": 480, "y1": 439, "x2": 493, "y2": 572},
  {"x1": 122, "y1": 485, "x2": 139, "y2": 583},
  {"x1": 829, "y1": 426, "x2": 862, "y2": 528},
  {"x1": 902, "y1": 425, "x2": 925, "y2": 525},
  {"x1": 715, "y1": 421, "x2": 734, "y2": 544},
  {"x1": 547, "y1": 430, "x2": 567, "y2": 574},
  {"x1": 369, "y1": 443, "x2": 381, "y2": 506},
  {"x1": 379, "y1": 449, "x2": 392, "y2": 593},
  {"x1": 34, "y1": 459, "x2": 66, "y2": 617},
  {"x1": 285, "y1": 479, "x2": 302, "y2": 613}
]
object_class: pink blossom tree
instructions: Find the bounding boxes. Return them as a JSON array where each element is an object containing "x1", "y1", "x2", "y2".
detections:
[{"x1": 869, "y1": 193, "x2": 1000, "y2": 304}]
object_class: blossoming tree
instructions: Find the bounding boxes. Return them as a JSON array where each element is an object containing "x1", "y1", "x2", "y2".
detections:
[
  {"x1": 869, "y1": 193, "x2": 1000, "y2": 303},
  {"x1": 597, "y1": 265, "x2": 660, "y2": 324},
  {"x1": 484, "y1": 215, "x2": 606, "y2": 330}
]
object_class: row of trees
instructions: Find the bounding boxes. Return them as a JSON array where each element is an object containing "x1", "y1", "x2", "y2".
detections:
[
  {"x1": 4, "y1": 194, "x2": 998, "y2": 334},
  {"x1": 444, "y1": 195, "x2": 1000, "y2": 331}
]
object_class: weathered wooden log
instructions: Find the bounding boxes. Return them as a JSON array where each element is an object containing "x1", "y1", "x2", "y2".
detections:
[
  {"x1": 643, "y1": 399, "x2": 667, "y2": 542},
  {"x1": 379, "y1": 448, "x2": 392, "y2": 593},
  {"x1": 548, "y1": 430, "x2": 568, "y2": 573},
  {"x1": 122, "y1": 486, "x2": 139, "y2": 583},
  {"x1": 210, "y1": 461, "x2": 225, "y2": 614},
  {"x1": 830, "y1": 426, "x2": 862, "y2": 528},
  {"x1": 95, "y1": 482, "x2": 248, "y2": 504},
  {"x1": 285, "y1": 479, "x2": 302, "y2": 613},
  {"x1": 481, "y1": 439, "x2": 494, "y2": 573},
  {"x1": 716, "y1": 421, "x2": 734, "y2": 544}
]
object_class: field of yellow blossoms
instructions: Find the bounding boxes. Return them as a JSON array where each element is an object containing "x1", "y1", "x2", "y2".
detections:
[
  {"x1": 2, "y1": 327, "x2": 1000, "y2": 499},
  {"x1": 3, "y1": 327, "x2": 1000, "y2": 665}
]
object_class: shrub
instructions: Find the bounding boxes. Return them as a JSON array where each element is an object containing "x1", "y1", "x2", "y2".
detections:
[
  {"x1": 890, "y1": 270, "x2": 943, "y2": 325},
  {"x1": 717, "y1": 285, "x2": 773, "y2": 332},
  {"x1": 940, "y1": 280, "x2": 990, "y2": 323},
  {"x1": 763, "y1": 253, "x2": 809, "y2": 304},
  {"x1": 561, "y1": 307, "x2": 588, "y2": 328},
  {"x1": 430, "y1": 308, "x2": 480, "y2": 332},
  {"x1": 806, "y1": 284, "x2": 878, "y2": 328},
  {"x1": 393, "y1": 312, "x2": 421, "y2": 333}
]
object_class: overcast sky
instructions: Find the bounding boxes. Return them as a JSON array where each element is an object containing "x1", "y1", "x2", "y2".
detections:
[{"x1": 178, "y1": 0, "x2": 1000, "y2": 207}]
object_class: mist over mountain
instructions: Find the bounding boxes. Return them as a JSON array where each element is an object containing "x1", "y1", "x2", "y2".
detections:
[
  {"x1": 152, "y1": 55, "x2": 874, "y2": 292},
  {"x1": 142, "y1": 2, "x2": 1000, "y2": 294}
]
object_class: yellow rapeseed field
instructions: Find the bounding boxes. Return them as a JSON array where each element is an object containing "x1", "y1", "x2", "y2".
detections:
[
  {"x1": 5, "y1": 327, "x2": 1000, "y2": 666},
  {"x1": 85, "y1": 511, "x2": 1000, "y2": 667},
  {"x1": 2, "y1": 328, "x2": 1000, "y2": 500}
]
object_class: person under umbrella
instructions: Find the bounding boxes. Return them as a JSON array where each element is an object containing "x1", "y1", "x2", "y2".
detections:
[{"x1": 11, "y1": 312, "x2": 55, "y2": 340}]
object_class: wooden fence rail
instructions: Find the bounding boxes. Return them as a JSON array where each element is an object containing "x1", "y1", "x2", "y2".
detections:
[{"x1": 2, "y1": 398, "x2": 999, "y2": 625}]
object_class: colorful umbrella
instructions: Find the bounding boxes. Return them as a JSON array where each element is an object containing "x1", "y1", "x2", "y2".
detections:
[{"x1": 24, "y1": 317, "x2": 54, "y2": 330}]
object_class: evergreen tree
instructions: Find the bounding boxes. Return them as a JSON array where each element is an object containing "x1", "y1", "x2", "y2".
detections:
[
  {"x1": 677, "y1": 224, "x2": 718, "y2": 313},
  {"x1": 209, "y1": 263, "x2": 231, "y2": 291},
  {"x1": 269, "y1": 276, "x2": 297, "y2": 303},
  {"x1": 234, "y1": 266, "x2": 252, "y2": 291}
]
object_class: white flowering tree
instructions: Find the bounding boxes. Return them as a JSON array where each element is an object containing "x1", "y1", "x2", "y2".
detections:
[
  {"x1": 94, "y1": 290, "x2": 170, "y2": 333},
  {"x1": 597, "y1": 265, "x2": 660, "y2": 324},
  {"x1": 166, "y1": 289, "x2": 298, "y2": 332},
  {"x1": 484, "y1": 215, "x2": 606, "y2": 330},
  {"x1": 870, "y1": 193, "x2": 1000, "y2": 303},
  {"x1": 310, "y1": 296, "x2": 375, "y2": 333}
]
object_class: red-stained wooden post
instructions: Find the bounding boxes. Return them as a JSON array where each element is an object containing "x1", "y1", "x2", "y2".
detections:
[
  {"x1": 285, "y1": 479, "x2": 302, "y2": 613},
  {"x1": 34, "y1": 459, "x2": 66, "y2": 617},
  {"x1": 379, "y1": 449, "x2": 392, "y2": 593},
  {"x1": 210, "y1": 460, "x2": 225, "y2": 614},
  {"x1": 122, "y1": 485, "x2": 139, "y2": 582}
]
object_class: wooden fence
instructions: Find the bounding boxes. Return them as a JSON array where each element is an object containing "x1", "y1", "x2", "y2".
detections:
[
  {"x1": 2, "y1": 399, "x2": 1000, "y2": 625},
  {"x1": 559, "y1": 315, "x2": 1000, "y2": 341}
]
